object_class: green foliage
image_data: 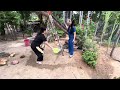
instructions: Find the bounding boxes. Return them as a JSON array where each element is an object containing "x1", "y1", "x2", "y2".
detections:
[
  {"x1": 76, "y1": 19, "x2": 96, "y2": 38},
  {"x1": 83, "y1": 38, "x2": 98, "y2": 52},
  {"x1": 82, "y1": 37, "x2": 98, "y2": 68},
  {"x1": 82, "y1": 50, "x2": 98, "y2": 68},
  {"x1": 72, "y1": 13, "x2": 79, "y2": 24},
  {"x1": 0, "y1": 11, "x2": 21, "y2": 24},
  {"x1": 0, "y1": 11, "x2": 22, "y2": 35},
  {"x1": 76, "y1": 25, "x2": 85, "y2": 49},
  {"x1": 75, "y1": 19, "x2": 98, "y2": 68},
  {"x1": 30, "y1": 13, "x2": 39, "y2": 21},
  {"x1": 107, "y1": 12, "x2": 120, "y2": 49},
  {"x1": 17, "y1": 11, "x2": 32, "y2": 32},
  {"x1": 76, "y1": 25, "x2": 85, "y2": 35},
  {"x1": 24, "y1": 29, "x2": 33, "y2": 37},
  {"x1": 58, "y1": 18, "x2": 64, "y2": 24},
  {"x1": 52, "y1": 11, "x2": 64, "y2": 24},
  {"x1": 91, "y1": 11, "x2": 102, "y2": 22},
  {"x1": 89, "y1": 21, "x2": 96, "y2": 38},
  {"x1": 56, "y1": 27, "x2": 65, "y2": 37},
  {"x1": 102, "y1": 39, "x2": 120, "y2": 47},
  {"x1": 53, "y1": 11, "x2": 63, "y2": 18},
  {"x1": 76, "y1": 19, "x2": 96, "y2": 49},
  {"x1": 118, "y1": 43, "x2": 120, "y2": 47},
  {"x1": 100, "y1": 11, "x2": 113, "y2": 45},
  {"x1": 18, "y1": 11, "x2": 31, "y2": 21}
]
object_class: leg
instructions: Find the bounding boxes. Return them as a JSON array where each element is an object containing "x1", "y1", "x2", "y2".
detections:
[
  {"x1": 31, "y1": 46, "x2": 43, "y2": 61},
  {"x1": 68, "y1": 40, "x2": 71, "y2": 54},
  {"x1": 36, "y1": 51, "x2": 43, "y2": 61},
  {"x1": 69, "y1": 40, "x2": 74, "y2": 55},
  {"x1": 71, "y1": 41, "x2": 74, "y2": 55}
]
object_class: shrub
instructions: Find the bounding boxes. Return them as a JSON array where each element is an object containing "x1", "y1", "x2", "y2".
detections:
[
  {"x1": 76, "y1": 20, "x2": 98, "y2": 68},
  {"x1": 76, "y1": 20, "x2": 96, "y2": 49},
  {"x1": 88, "y1": 21, "x2": 96, "y2": 38},
  {"x1": 76, "y1": 25, "x2": 86, "y2": 49},
  {"x1": 82, "y1": 50, "x2": 98, "y2": 68},
  {"x1": 58, "y1": 18, "x2": 64, "y2": 24},
  {"x1": 24, "y1": 29, "x2": 33, "y2": 37},
  {"x1": 83, "y1": 38, "x2": 98, "y2": 52},
  {"x1": 82, "y1": 37, "x2": 98, "y2": 68},
  {"x1": 56, "y1": 28, "x2": 65, "y2": 38}
]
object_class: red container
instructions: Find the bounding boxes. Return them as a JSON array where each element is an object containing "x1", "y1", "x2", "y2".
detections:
[{"x1": 24, "y1": 39, "x2": 30, "y2": 46}]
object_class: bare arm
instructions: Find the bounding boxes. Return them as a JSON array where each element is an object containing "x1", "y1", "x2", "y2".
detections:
[
  {"x1": 36, "y1": 47, "x2": 44, "y2": 53},
  {"x1": 74, "y1": 32, "x2": 76, "y2": 41},
  {"x1": 65, "y1": 23, "x2": 68, "y2": 29},
  {"x1": 44, "y1": 41, "x2": 53, "y2": 50},
  {"x1": 36, "y1": 41, "x2": 53, "y2": 54},
  {"x1": 73, "y1": 27, "x2": 76, "y2": 42}
]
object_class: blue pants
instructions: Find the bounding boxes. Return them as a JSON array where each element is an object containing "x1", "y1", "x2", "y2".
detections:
[{"x1": 68, "y1": 39, "x2": 74, "y2": 55}]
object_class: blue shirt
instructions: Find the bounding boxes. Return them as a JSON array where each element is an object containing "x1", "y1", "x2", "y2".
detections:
[{"x1": 68, "y1": 26, "x2": 76, "y2": 39}]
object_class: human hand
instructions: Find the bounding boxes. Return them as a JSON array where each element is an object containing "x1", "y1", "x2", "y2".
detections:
[
  {"x1": 72, "y1": 39, "x2": 75, "y2": 43},
  {"x1": 40, "y1": 51, "x2": 44, "y2": 54},
  {"x1": 42, "y1": 52, "x2": 44, "y2": 54},
  {"x1": 51, "y1": 47, "x2": 54, "y2": 51}
]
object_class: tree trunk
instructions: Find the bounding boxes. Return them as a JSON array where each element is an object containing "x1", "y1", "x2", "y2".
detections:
[
  {"x1": 20, "y1": 23, "x2": 25, "y2": 38},
  {"x1": 79, "y1": 11, "x2": 81, "y2": 25},
  {"x1": 38, "y1": 14, "x2": 43, "y2": 27},
  {"x1": 36, "y1": 11, "x2": 68, "y2": 34},
  {"x1": 85, "y1": 11, "x2": 91, "y2": 37},
  {"x1": 70, "y1": 11, "x2": 72, "y2": 20},
  {"x1": 1, "y1": 23, "x2": 5, "y2": 35},
  {"x1": 5, "y1": 23, "x2": 12, "y2": 40},
  {"x1": 12, "y1": 25, "x2": 17, "y2": 40},
  {"x1": 1, "y1": 23, "x2": 6, "y2": 40},
  {"x1": 107, "y1": 21, "x2": 118, "y2": 52},
  {"x1": 100, "y1": 11, "x2": 112, "y2": 46},
  {"x1": 63, "y1": 11, "x2": 65, "y2": 24},
  {"x1": 79, "y1": 11, "x2": 83, "y2": 25},
  {"x1": 79, "y1": 11, "x2": 83, "y2": 30},
  {"x1": 93, "y1": 21, "x2": 99, "y2": 40},
  {"x1": 110, "y1": 27, "x2": 120, "y2": 57},
  {"x1": 9, "y1": 24, "x2": 15, "y2": 40}
]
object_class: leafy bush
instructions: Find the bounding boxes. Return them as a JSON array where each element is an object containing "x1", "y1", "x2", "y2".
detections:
[
  {"x1": 76, "y1": 19, "x2": 96, "y2": 47},
  {"x1": 76, "y1": 20, "x2": 98, "y2": 68},
  {"x1": 88, "y1": 21, "x2": 96, "y2": 38},
  {"x1": 58, "y1": 18, "x2": 64, "y2": 24},
  {"x1": 76, "y1": 25, "x2": 86, "y2": 49},
  {"x1": 82, "y1": 50, "x2": 98, "y2": 68},
  {"x1": 118, "y1": 43, "x2": 120, "y2": 47},
  {"x1": 56, "y1": 28, "x2": 65, "y2": 37},
  {"x1": 82, "y1": 37, "x2": 98, "y2": 68},
  {"x1": 76, "y1": 19, "x2": 96, "y2": 40},
  {"x1": 24, "y1": 29, "x2": 33, "y2": 37},
  {"x1": 83, "y1": 38, "x2": 97, "y2": 52},
  {"x1": 76, "y1": 25, "x2": 85, "y2": 34}
]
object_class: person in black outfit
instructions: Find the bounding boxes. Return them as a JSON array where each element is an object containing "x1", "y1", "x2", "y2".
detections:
[{"x1": 31, "y1": 27, "x2": 53, "y2": 64}]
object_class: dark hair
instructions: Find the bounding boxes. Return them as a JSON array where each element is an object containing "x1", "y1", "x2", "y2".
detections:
[
  {"x1": 38, "y1": 27, "x2": 46, "y2": 34},
  {"x1": 70, "y1": 20, "x2": 75, "y2": 27},
  {"x1": 68, "y1": 20, "x2": 75, "y2": 34}
]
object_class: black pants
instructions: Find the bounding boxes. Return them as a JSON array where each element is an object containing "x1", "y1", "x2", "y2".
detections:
[{"x1": 31, "y1": 42, "x2": 43, "y2": 61}]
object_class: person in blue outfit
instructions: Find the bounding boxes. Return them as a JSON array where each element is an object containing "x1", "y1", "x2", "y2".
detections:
[{"x1": 67, "y1": 19, "x2": 76, "y2": 58}]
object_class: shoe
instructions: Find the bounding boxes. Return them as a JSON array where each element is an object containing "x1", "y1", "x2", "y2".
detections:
[
  {"x1": 69, "y1": 55, "x2": 73, "y2": 58},
  {"x1": 36, "y1": 61, "x2": 42, "y2": 64}
]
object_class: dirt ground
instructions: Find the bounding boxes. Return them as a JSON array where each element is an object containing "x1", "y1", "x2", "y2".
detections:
[{"x1": 0, "y1": 37, "x2": 120, "y2": 79}]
